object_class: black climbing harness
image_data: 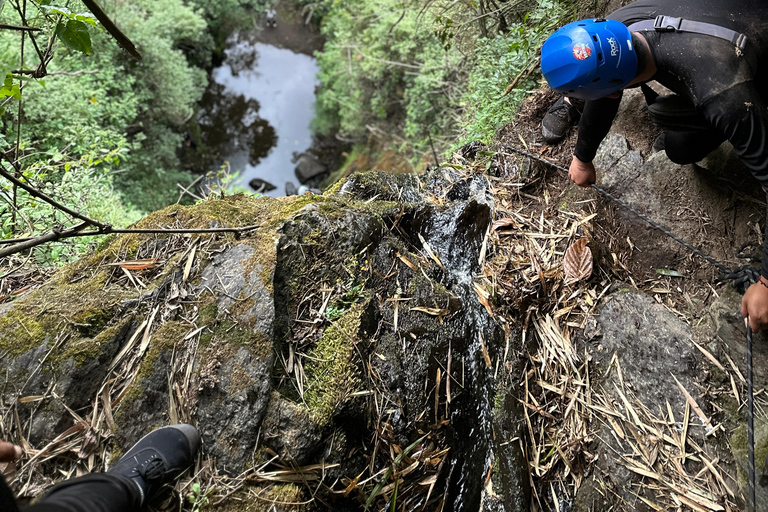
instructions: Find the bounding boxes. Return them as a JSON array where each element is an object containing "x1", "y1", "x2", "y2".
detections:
[
  {"x1": 628, "y1": 15, "x2": 749, "y2": 53},
  {"x1": 507, "y1": 145, "x2": 760, "y2": 510}
]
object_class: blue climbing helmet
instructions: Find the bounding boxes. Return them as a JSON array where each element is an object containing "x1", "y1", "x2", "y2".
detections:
[{"x1": 541, "y1": 18, "x2": 638, "y2": 101}]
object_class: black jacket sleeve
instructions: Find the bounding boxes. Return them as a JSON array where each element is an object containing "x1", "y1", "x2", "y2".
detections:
[{"x1": 573, "y1": 93, "x2": 623, "y2": 163}]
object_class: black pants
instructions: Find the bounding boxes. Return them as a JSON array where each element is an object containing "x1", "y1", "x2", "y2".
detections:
[
  {"x1": 643, "y1": 86, "x2": 727, "y2": 165},
  {"x1": 1, "y1": 473, "x2": 142, "y2": 512}
]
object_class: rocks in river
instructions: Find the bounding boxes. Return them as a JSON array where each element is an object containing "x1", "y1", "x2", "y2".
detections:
[
  {"x1": 294, "y1": 152, "x2": 326, "y2": 183},
  {"x1": 249, "y1": 178, "x2": 277, "y2": 193},
  {"x1": 285, "y1": 180, "x2": 298, "y2": 196}
]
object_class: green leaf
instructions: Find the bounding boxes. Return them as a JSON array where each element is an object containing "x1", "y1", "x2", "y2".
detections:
[
  {"x1": 74, "y1": 13, "x2": 98, "y2": 26},
  {"x1": 55, "y1": 20, "x2": 92, "y2": 55},
  {"x1": 656, "y1": 268, "x2": 684, "y2": 278},
  {"x1": 0, "y1": 73, "x2": 21, "y2": 100},
  {"x1": 192, "y1": 483, "x2": 201, "y2": 494},
  {"x1": 47, "y1": 5, "x2": 71, "y2": 16}
]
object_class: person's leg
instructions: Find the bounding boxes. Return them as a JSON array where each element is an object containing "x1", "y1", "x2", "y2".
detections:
[
  {"x1": 1, "y1": 475, "x2": 20, "y2": 512},
  {"x1": 12, "y1": 424, "x2": 199, "y2": 512},
  {"x1": 541, "y1": 95, "x2": 585, "y2": 144},
  {"x1": 20, "y1": 473, "x2": 141, "y2": 512},
  {"x1": 660, "y1": 129, "x2": 726, "y2": 165},
  {"x1": 645, "y1": 89, "x2": 726, "y2": 164}
]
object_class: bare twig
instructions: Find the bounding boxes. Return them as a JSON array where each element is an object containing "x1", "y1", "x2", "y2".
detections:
[
  {"x1": 0, "y1": 223, "x2": 266, "y2": 246},
  {"x1": 0, "y1": 23, "x2": 41, "y2": 32},
  {"x1": 0, "y1": 155, "x2": 109, "y2": 229},
  {"x1": 12, "y1": 69, "x2": 100, "y2": 76},
  {"x1": 0, "y1": 222, "x2": 89, "y2": 258},
  {"x1": 80, "y1": 0, "x2": 142, "y2": 60}
]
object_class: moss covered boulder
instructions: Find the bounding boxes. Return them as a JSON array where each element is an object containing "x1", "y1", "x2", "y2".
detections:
[{"x1": 1, "y1": 168, "x2": 528, "y2": 511}]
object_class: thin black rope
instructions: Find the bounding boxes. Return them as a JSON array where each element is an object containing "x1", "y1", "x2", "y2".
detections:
[
  {"x1": 747, "y1": 324, "x2": 756, "y2": 512},
  {"x1": 506, "y1": 146, "x2": 731, "y2": 274}
]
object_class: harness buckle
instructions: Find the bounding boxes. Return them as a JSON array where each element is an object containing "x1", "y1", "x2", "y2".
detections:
[
  {"x1": 653, "y1": 15, "x2": 682, "y2": 32},
  {"x1": 735, "y1": 32, "x2": 749, "y2": 52}
]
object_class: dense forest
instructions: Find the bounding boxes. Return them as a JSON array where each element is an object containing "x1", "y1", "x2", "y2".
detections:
[{"x1": 0, "y1": 0, "x2": 573, "y2": 267}]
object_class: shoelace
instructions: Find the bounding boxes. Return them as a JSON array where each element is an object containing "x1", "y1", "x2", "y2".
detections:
[
  {"x1": 549, "y1": 99, "x2": 581, "y2": 120},
  {"x1": 140, "y1": 456, "x2": 169, "y2": 482}
]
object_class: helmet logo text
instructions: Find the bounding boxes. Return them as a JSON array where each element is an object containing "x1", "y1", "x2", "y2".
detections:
[
  {"x1": 607, "y1": 37, "x2": 619, "y2": 57},
  {"x1": 572, "y1": 43, "x2": 592, "y2": 61}
]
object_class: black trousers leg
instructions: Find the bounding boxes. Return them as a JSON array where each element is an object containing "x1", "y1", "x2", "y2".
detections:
[
  {"x1": 1, "y1": 475, "x2": 20, "y2": 512},
  {"x1": 644, "y1": 89, "x2": 727, "y2": 165},
  {"x1": 662, "y1": 129, "x2": 727, "y2": 165},
  {"x1": 20, "y1": 473, "x2": 142, "y2": 512}
]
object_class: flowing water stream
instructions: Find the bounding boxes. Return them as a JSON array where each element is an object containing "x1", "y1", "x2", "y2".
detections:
[{"x1": 198, "y1": 32, "x2": 320, "y2": 197}]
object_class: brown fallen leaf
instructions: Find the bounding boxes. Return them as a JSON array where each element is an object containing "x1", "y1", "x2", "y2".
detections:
[
  {"x1": 474, "y1": 282, "x2": 494, "y2": 319},
  {"x1": 108, "y1": 258, "x2": 159, "y2": 271},
  {"x1": 396, "y1": 251, "x2": 417, "y2": 271},
  {"x1": 492, "y1": 218, "x2": 516, "y2": 231},
  {"x1": 563, "y1": 238, "x2": 592, "y2": 285}
]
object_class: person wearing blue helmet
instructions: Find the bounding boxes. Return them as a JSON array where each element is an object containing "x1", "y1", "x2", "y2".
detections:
[{"x1": 539, "y1": 0, "x2": 768, "y2": 332}]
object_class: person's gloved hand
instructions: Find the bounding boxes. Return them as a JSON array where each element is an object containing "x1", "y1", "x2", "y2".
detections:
[
  {"x1": 569, "y1": 156, "x2": 596, "y2": 187},
  {"x1": 741, "y1": 278, "x2": 768, "y2": 332}
]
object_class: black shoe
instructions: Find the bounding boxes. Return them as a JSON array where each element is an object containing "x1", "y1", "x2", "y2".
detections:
[
  {"x1": 542, "y1": 96, "x2": 585, "y2": 145},
  {"x1": 108, "y1": 424, "x2": 200, "y2": 505}
]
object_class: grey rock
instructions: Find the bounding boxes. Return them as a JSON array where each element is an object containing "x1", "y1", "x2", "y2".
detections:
[
  {"x1": 197, "y1": 346, "x2": 273, "y2": 474},
  {"x1": 261, "y1": 392, "x2": 321, "y2": 465},
  {"x1": 1, "y1": 321, "x2": 131, "y2": 445},
  {"x1": 197, "y1": 244, "x2": 275, "y2": 336},
  {"x1": 574, "y1": 291, "x2": 704, "y2": 510},
  {"x1": 294, "y1": 153, "x2": 326, "y2": 183},
  {"x1": 285, "y1": 181, "x2": 298, "y2": 196}
]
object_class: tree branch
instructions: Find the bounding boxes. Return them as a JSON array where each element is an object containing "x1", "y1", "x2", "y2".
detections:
[
  {"x1": 0, "y1": 23, "x2": 41, "y2": 32},
  {"x1": 80, "y1": 0, "x2": 142, "y2": 60},
  {"x1": 0, "y1": 222, "x2": 89, "y2": 258},
  {"x1": 0, "y1": 155, "x2": 109, "y2": 229},
  {"x1": 0, "y1": 224, "x2": 267, "y2": 256}
]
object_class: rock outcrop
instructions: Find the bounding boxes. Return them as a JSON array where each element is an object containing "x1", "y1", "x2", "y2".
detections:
[{"x1": 0, "y1": 168, "x2": 528, "y2": 511}]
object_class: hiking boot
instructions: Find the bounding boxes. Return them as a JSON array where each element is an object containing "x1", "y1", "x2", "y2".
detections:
[
  {"x1": 108, "y1": 424, "x2": 200, "y2": 505},
  {"x1": 542, "y1": 96, "x2": 585, "y2": 144}
]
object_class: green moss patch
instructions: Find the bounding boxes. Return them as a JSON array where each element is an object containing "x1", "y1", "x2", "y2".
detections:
[{"x1": 303, "y1": 300, "x2": 367, "y2": 425}]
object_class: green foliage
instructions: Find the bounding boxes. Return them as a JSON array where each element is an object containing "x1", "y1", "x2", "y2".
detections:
[
  {"x1": 55, "y1": 20, "x2": 93, "y2": 55},
  {"x1": 187, "y1": 482, "x2": 213, "y2": 512},
  {"x1": 312, "y1": 0, "x2": 462, "y2": 141},
  {"x1": 459, "y1": 0, "x2": 568, "y2": 143},
  {"x1": 0, "y1": 73, "x2": 20, "y2": 100},
  {"x1": 325, "y1": 282, "x2": 364, "y2": 321},
  {"x1": 312, "y1": 0, "x2": 570, "y2": 157},
  {"x1": 0, "y1": 146, "x2": 141, "y2": 266}
]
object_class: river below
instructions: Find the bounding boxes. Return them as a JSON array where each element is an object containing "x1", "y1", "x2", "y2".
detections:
[{"x1": 198, "y1": 30, "x2": 320, "y2": 197}]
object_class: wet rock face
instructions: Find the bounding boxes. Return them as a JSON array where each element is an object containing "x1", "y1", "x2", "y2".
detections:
[
  {"x1": 592, "y1": 131, "x2": 761, "y2": 274},
  {"x1": 0, "y1": 170, "x2": 528, "y2": 511}
]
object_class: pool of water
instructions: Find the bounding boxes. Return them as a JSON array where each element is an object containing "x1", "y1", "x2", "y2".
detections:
[{"x1": 199, "y1": 35, "x2": 320, "y2": 197}]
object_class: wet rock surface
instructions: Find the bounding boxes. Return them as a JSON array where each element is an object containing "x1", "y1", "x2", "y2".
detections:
[{"x1": 0, "y1": 168, "x2": 527, "y2": 511}]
